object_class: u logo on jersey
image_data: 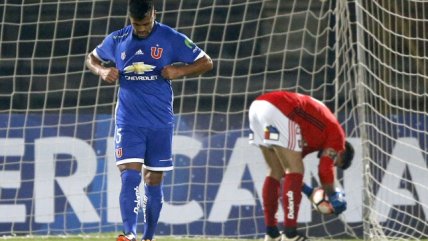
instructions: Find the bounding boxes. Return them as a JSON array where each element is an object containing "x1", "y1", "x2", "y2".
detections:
[
  {"x1": 151, "y1": 47, "x2": 163, "y2": 59},
  {"x1": 115, "y1": 148, "x2": 123, "y2": 158}
]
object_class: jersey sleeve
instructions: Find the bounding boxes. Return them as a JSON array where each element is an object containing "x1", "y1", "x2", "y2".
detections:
[
  {"x1": 318, "y1": 154, "x2": 335, "y2": 185},
  {"x1": 171, "y1": 32, "x2": 204, "y2": 64},
  {"x1": 93, "y1": 33, "x2": 116, "y2": 63},
  {"x1": 325, "y1": 124, "x2": 346, "y2": 152}
]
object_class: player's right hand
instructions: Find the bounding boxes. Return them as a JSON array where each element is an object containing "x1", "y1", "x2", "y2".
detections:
[
  {"x1": 99, "y1": 67, "x2": 119, "y2": 84},
  {"x1": 328, "y1": 189, "x2": 347, "y2": 215}
]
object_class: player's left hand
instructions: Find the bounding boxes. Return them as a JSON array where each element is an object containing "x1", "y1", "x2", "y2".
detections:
[
  {"x1": 328, "y1": 189, "x2": 347, "y2": 215},
  {"x1": 161, "y1": 65, "x2": 183, "y2": 80}
]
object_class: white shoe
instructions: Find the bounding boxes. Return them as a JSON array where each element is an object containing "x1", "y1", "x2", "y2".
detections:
[
  {"x1": 264, "y1": 234, "x2": 281, "y2": 241},
  {"x1": 280, "y1": 233, "x2": 307, "y2": 241}
]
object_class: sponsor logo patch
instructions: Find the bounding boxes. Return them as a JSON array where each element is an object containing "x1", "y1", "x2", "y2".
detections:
[
  {"x1": 287, "y1": 191, "x2": 295, "y2": 219},
  {"x1": 124, "y1": 62, "x2": 156, "y2": 74},
  {"x1": 184, "y1": 38, "x2": 194, "y2": 49}
]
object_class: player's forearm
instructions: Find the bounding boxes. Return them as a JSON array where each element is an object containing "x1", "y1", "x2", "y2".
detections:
[
  {"x1": 318, "y1": 155, "x2": 336, "y2": 194},
  {"x1": 181, "y1": 55, "x2": 213, "y2": 77},
  {"x1": 85, "y1": 53, "x2": 104, "y2": 76},
  {"x1": 162, "y1": 55, "x2": 213, "y2": 80},
  {"x1": 86, "y1": 53, "x2": 119, "y2": 84}
]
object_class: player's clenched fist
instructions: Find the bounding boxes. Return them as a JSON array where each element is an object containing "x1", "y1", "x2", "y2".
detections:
[
  {"x1": 99, "y1": 67, "x2": 119, "y2": 84},
  {"x1": 161, "y1": 65, "x2": 182, "y2": 80}
]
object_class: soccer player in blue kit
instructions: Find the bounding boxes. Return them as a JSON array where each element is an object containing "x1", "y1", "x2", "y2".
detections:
[{"x1": 85, "y1": 0, "x2": 213, "y2": 240}]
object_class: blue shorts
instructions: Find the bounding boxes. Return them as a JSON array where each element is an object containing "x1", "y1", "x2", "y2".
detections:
[{"x1": 114, "y1": 124, "x2": 173, "y2": 171}]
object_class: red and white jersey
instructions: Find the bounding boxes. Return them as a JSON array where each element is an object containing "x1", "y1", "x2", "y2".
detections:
[{"x1": 256, "y1": 91, "x2": 345, "y2": 157}]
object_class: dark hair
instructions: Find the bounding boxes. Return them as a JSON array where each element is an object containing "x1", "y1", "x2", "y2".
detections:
[
  {"x1": 129, "y1": 0, "x2": 154, "y2": 19},
  {"x1": 341, "y1": 141, "x2": 354, "y2": 170}
]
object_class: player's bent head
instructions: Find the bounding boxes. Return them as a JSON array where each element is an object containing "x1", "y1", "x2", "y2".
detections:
[
  {"x1": 129, "y1": 0, "x2": 154, "y2": 19},
  {"x1": 340, "y1": 141, "x2": 354, "y2": 170}
]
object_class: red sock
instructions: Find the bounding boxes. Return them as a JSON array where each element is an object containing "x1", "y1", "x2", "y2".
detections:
[
  {"x1": 262, "y1": 176, "x2": 281, "y2": 227},
  {"x1": 282, "y1": 173, "x2": 303, "y2": 229}
]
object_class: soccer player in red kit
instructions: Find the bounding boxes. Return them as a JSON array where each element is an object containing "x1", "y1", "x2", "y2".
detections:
[{"x1": 248, "y1": 91, "x2": 354, "y2": 241}]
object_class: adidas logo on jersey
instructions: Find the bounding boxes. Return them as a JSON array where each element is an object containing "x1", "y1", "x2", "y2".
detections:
[{"x1": 135, "y1": 49, "x2": 144, "y2": 55}]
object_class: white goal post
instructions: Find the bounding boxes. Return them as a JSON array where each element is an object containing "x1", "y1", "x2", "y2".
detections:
[{"x1": 0, "y1": 0, "x2": 427, "y2": 240}]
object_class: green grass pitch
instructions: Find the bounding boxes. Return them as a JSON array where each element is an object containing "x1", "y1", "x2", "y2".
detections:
[
  {"x1": 0, "y1": 235, "x2": 367, "y2": 241},
  {"x1": 2, "y1": 234, "x2": 427, "y2": 241}
]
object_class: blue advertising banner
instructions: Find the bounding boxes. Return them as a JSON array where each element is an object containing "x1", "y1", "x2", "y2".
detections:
[{"x1": 0, "y1": 113, "x2": 427, "y2": 238}]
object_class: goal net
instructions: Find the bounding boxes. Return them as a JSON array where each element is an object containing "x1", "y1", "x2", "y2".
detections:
[
  {"x1": 0, "y1": 0, "x2": 427, "y2": 240},
  {"x1": 352, "y1": 0, "x2": 428, "y2": 240}
]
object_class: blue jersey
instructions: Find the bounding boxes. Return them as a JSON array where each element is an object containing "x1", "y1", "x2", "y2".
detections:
[{"x1": 94, "y1": 22, "x2": 203, "y2": 127}]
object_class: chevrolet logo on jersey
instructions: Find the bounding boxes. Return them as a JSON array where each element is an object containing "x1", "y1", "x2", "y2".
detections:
[{"x1": 124, "y1": 62, "x2": 156, "y2": 74}]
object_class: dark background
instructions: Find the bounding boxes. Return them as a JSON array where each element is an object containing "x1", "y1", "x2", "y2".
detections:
[{"x1": 0, "y1": 0, "x2": 339, "y2": 116}]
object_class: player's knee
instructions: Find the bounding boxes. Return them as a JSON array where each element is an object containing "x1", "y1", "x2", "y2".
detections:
[
  {"x1": 268, "y1": 169, "x2": 284, "y2": 180},
  {"x1": 144, "y1": 170, "x2": 163, "y2": 185},
  {"x1": 118, "y1": 162, "x2": 143, "y2": 172},
  {"x1": 121, "y1": 169, "x2": 142, "y2": 187}
]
